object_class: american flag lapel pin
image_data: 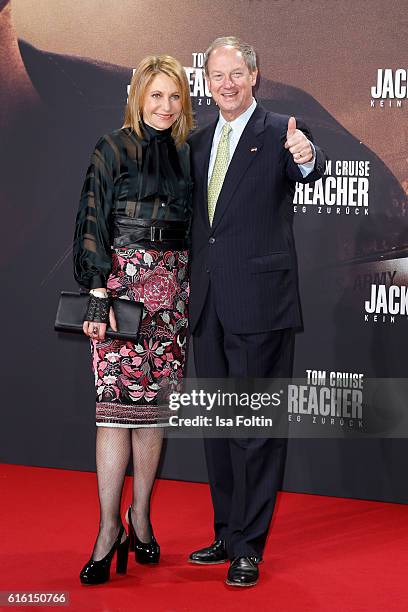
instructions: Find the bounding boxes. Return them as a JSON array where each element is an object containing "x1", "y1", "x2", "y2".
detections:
[{"x1": 250, "y1": 147, "x2": 258, "y2": 152}]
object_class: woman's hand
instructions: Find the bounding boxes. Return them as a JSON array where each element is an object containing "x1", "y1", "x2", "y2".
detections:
[{"x1": 83, "y1": 306, "x2": 117, "y2": 341}]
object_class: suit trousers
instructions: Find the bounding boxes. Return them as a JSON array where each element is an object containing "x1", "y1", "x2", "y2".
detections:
[{"x1": 192, "y1": 285, "x2": 294, "y2": 559}]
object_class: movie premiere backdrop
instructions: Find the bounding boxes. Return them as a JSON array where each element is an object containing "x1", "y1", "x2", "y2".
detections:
[{"x1": 1, "y1": 0, "x2": 407, "y2": 502}]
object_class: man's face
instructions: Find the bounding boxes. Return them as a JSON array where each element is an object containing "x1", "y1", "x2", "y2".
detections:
[{"x1": 206, "y1": 46, "x2": 257, "y2": 121}]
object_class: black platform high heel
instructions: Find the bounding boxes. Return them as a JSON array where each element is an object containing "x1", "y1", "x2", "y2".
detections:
[
  {"x1": 127, "y1": 506, "x2": 160, "y2": 564},
  {"x1": 80, "y1": 525, "x2": 130, "y2": 585}
]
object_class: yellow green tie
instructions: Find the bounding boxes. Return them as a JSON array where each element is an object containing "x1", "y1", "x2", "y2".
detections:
[{"x1": 208, "y1": 122, "x2": 232, "y2": 225}]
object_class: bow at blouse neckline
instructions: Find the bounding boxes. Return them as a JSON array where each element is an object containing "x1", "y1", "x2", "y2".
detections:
[{"x1": 133, "y1": 120, "x2": 183, "y2": 201}]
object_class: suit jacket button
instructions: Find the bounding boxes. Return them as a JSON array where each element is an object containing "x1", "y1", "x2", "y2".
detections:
[
  {"x1": 209, "y1": 237, "x2": 216, "y2": 244},
  {"x1": 206, "y1": 268, "x2": 210, "y2": 273}
]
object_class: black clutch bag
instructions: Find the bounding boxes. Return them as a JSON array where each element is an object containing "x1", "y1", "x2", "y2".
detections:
[{"x1": 55, "y1": 291, "x2": 143, "y2": 341}]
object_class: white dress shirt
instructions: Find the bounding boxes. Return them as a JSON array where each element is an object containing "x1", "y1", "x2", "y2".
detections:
[{"x1": 208, "y1": 98, "x2": 316, "y2": 183}]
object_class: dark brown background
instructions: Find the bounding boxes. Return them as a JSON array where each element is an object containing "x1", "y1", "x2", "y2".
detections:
[{"x1": 14, "y1": 0, "x2": 408, "y2": 183}]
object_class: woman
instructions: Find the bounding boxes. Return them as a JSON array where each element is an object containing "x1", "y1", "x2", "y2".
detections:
[{"x1": 73, "y1": 55, "x2": 193, "y2": 585}]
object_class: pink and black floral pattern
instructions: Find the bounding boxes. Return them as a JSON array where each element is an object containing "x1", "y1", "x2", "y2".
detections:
[{"x1": 92, "y1": 247, "x2": 189, "y2": 427}]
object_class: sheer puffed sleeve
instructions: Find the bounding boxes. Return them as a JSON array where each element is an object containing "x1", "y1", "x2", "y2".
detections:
[{"x1": 73, "y1": 136, "x2": 116, "y2": 289}]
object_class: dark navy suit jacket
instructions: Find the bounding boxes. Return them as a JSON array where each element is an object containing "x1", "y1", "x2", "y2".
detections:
[{"x1": 188, "y1": 104, "x2": 327, "y2": 334}]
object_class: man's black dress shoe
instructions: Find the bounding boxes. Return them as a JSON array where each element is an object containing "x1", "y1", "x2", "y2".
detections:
[
  {"x1": 226, "y1": 556, "x2": 259, "y2": 587},
  {"x1": 189, "y1": 539, "x2": 228, "y2": 564}
]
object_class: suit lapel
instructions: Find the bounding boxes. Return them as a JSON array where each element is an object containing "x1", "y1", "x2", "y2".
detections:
[
  {"x1": 194, "y1": 121, "x2": 217, "y2": 229},
  {"x1": 211, "y1": 105, "x2": 266, "y2": 230}
]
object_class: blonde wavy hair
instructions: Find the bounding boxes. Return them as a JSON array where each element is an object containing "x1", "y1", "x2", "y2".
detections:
[{"x1": 123, "y1": 55, "x2": 194, "y2": 146}]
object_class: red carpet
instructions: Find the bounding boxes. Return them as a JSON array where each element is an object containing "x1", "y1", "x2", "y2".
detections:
[{"x1": 1, "y1": 463, "x2": 407, "y2": 611}]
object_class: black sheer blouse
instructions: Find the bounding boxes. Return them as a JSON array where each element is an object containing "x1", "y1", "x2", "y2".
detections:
[{"x1": 73, "y1": 123, "x2": 192, "y2": 289}]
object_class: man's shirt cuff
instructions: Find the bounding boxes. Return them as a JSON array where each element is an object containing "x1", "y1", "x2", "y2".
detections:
[{"x1": 298, "y1": 141, "x2": 316, "y2": 177}]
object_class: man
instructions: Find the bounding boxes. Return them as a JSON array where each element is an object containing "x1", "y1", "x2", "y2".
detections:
[{"x1": 188, "y1": 37, "x2": 327, "y2": 587}]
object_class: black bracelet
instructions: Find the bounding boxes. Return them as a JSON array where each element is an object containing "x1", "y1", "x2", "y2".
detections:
[{"x1": 85, "y1": 294, "x2": 110, "y2": 324}]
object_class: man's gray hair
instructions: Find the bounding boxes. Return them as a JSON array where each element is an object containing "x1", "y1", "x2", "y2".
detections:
[{"x1": 204, "y1": 36, "x2": 257, "y2": 75}]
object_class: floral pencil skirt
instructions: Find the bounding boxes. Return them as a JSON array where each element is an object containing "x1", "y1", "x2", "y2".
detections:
[{"x1": 91, "y1": 247, "x2": 189, "y2": 428}]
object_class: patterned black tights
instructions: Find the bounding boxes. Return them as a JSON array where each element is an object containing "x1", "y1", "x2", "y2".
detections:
[{"x1": 91, "y1": 426, "x2": 163, "y2": 560}]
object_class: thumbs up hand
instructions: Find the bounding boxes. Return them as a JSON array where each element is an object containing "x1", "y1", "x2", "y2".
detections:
[
  {"x1": 284, "y1": 116, "x2": 313, "y2": 164},
  {"x1": 287, "y1": 116, "x2": 297, "y2": 138}
]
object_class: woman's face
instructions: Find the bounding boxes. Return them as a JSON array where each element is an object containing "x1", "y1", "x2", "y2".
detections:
[{"x1": 142, "y1": 72, "x2": 182, "y2": 130}]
